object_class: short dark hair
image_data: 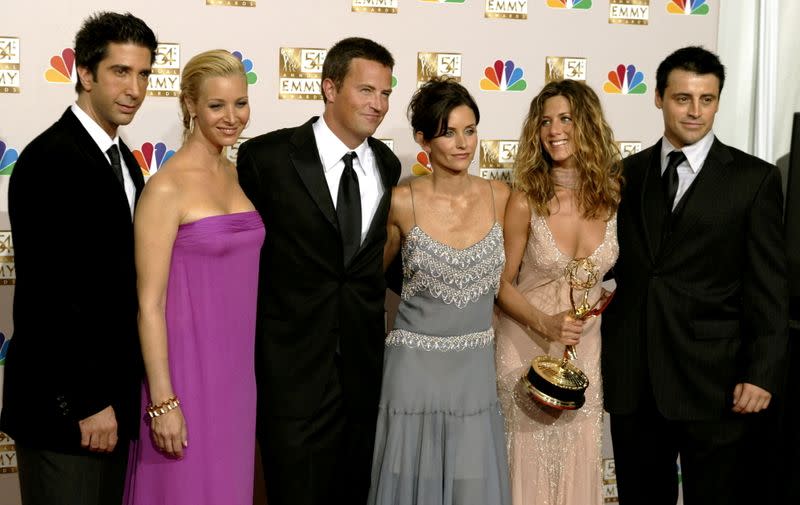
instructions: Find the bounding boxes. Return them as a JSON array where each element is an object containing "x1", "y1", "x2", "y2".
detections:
[
  {"x1": 408, "y1": 78, "x2": 480, "y2": 141},
  {"x1": 321, "y1": 37, "x2": 394, "y2": 103},
  {"x1": 655, "y1": 46, "x2": 725, "y2": 98},
  {"x1": 74, "y1": 11, "x2": 158, "y2": 93}
]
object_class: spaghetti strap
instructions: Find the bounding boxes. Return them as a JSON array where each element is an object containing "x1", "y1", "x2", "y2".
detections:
[
  {"x1": 409, "y1": 181, "x2": 418, "y2": 226},
  {"x1": 488, "y1": 179, "x2": 497, "y2": 220}
]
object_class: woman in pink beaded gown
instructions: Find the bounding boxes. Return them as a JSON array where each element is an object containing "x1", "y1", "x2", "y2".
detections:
[
  {"x1": 495, "y1": 80, "x2": 622, "y2": 505},
  {"x1": 124, "y1": 50, "x2": 263, "y2": 505}
]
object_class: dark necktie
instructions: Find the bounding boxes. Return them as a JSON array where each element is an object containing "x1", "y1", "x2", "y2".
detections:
[
  {"x1": 662, "y1": 150, "x2": 686, "y2": 213},
  {"x1": 106, "y1": 144, "x2": 124, "y2": 187},
  {"x1": 337, "y1": 152, "x2": 361, "y2": 265}
]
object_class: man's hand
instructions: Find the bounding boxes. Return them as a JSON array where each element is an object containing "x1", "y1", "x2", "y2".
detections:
[
  {"x1": 732, "y1": 383, "x2": 771, "y2": 414},
  {"x1": 78, "y1": 405, "x2": 118, "y2": 452}
]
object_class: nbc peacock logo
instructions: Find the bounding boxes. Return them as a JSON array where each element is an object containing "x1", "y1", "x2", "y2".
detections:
[
  {"x1": 133, "y1": 142, "x2": 175, "y2": 177},
  {"x1": 411, "y1": 151, "x2": 432, "y2": 176},
  {"x1": 547, "y1": 0, "x2": 592, "y2": 9},
  {"x1": 667, "y1": 0, "x2": 709, "y2": 15},
  {"x1": 480, "y1": 60, "x2": 527, "y2": 92},
  {"x1": 603, "y1": 64, "x2": 647, "y2": 95},
  {"x1": 0, "y1": 141, "x2": 19, "y2": 176},
  {"x1": 232, "y1": 51, "x2": 258, "y2": 85},
  {"x1": 44, "y1": 48, "x2": 76, "y2": 83}
]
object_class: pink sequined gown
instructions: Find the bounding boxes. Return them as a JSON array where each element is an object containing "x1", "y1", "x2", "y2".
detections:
[{"x1": 495, "y1": 191, "x2": 618, "y2": 505}]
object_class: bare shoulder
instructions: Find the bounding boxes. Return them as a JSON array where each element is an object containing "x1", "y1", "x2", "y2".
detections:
[
  {"x1": 507, "y1": 189, "x2": 531, "y2": 214},
  {"x1": 390, "y1": 182, "x2": 416, "y2": 232},
  {"x1": 391, "y1": 183, "x2": 413, "y2": 213},
  {"x1": 138, "y1": 156, "x2": 182, "y2": 205},
  {"x1": 488, "y1": 178, "x2": 511, "y2": 203}
]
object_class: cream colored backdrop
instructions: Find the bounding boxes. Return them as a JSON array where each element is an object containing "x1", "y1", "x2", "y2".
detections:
[{"x1": 0, "y1": 1, "x2": 719, "y2": 503}]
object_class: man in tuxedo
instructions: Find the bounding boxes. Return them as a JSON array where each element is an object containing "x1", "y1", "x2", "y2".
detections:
[
  {"x1": 236, "y1": 37, "x2": 400, "y2": 505},
  {"x1": 0, "y1": 12, "x2": 156, "y2": 505},
  {"x1": 601, "y1": 46, "x2": 788, "y2": 505}
]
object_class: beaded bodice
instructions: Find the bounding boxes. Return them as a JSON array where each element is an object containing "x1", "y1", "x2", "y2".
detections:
[
  {"x1": 401, "y1": 222, "x2": 505, "y2": 309},
  {"x1": 388, "y1": 221, "x2": 505, "y2": 351}
]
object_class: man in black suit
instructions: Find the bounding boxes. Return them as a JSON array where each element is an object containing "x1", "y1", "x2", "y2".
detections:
[
  {"x1": 236, "y1": 37, "x2": 400, "y2": 505},
  {"x1": 601, "y1": 46, "x2": 788, "y2": 505},
  {"x1": 0, "y1": 12, "x2": 156, "y2": 505}
]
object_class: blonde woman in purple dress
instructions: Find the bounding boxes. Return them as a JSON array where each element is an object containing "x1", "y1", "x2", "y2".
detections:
[{"x1": 125, "y1": 50, "x2": 264, "y2": 505}]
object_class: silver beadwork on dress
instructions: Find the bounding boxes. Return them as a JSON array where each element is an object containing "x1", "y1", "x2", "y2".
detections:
[
  {"x1": 400, "y1": 223, "x2": 505, "y2": 309},
  {"x1": 385, "y1": 327, "x2": 495, "y2": 352}
]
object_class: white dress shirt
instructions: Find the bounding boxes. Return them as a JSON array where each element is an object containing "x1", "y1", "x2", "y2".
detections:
[
  {"x1": 312, "y1": 116, "x2": 384, "y2": 244},
  {"x1": 660, "y1": 130, "x2": 715, "y2": 211},
  {"x1": 71, "y1": 104, "x2": 136, "y2": 219}
]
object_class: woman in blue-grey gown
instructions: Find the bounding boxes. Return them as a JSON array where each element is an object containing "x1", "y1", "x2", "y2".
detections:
[{"x1": 368, "y1": 78, "x2": 512, "y2": 505}]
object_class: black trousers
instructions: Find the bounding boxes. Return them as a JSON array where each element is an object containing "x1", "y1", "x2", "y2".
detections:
[
  {"x1": 16, "y1": 442, "x2": 128, "y2": 505},
  {"x1": 609, "y1": 391, "x2": 772, "y2": 505},
  {"x1": 258, "y1": 357, "x2": 377, "y2": 505}
]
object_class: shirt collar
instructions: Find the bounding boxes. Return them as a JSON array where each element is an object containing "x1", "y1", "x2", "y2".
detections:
[
  {"x1": 660, "y1": 130, "x2": 714, "y2": 174},
  {"x1": 312, "y1": 116, "x2": 370, "y2": 175},
  {"x1": 71, "y1": 103, "x2": 120, "y2": 154}
]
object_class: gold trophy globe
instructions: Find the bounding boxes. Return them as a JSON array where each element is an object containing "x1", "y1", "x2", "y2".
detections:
[{"x1": 523, "y1": 258, "x2": 613, "y2": 410}]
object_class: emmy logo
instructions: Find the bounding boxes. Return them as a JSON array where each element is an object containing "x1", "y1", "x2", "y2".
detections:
[
  {"x1": 148, "y1": 43, "x2": 180, "y2": 97},
  {"x1": 0, "y1": 431, "x2": 16, "y2": 474},
  {"x1": 437, "y1": 54, "x2": 461, "y2": 77},
  {"x1": 417, "y1": 52, "x2": 462, "y2": 88},
  {"x1": 0, "y1": 231, "x2": 14, "y2": 286},
  {"x1": 480, "y1": 140, "x2": 518, "y2": 167},
  {"x1": 352, "y1": 0, "x2": 399, "y2": 13},
  {"x1": 480, "y1": 140, "x2": 517, "y2": 182},
  {"x1": 205, "y1": 0, "x2": 256, "y2": 7},
  {"x1": 485, "y1": 0, "x2": 528, "y2": 19},
  {"x1": 480, "y1": 168, "x2": 513, "y2": 183},
  {"x1": 0, "y1": 37, "x2": 20, "y2": 93},
  {"x1": 545, "y1": 56, "x2": 587, "y2": 83},
  {"x1": 279, "y1": 48, "x2": 326, "y2": 100},
  {"x1": 602, "y1": 459, "x2": 619, "y2": 502},
  {"x1": 609, "y1": 0, "x2": 649, "y2": 25},
  {"x1": 617, "y1": 141, "x2": 642, "y2": 159}
]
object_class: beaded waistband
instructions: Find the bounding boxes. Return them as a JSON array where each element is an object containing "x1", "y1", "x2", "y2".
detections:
[{"x1": 385, "y1": 327, "x2": 494, "y2": 352}]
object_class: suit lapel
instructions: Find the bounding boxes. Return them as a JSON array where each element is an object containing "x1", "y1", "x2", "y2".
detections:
[
  {"x1": 369, "y1": 137, "x2": 394, "y2": 192},
  {"x1": 119, "y1": 140, "x2": 145, "y2": 203},
  {"x1": 359, "y1": 137, "x2": 393, "y2": 249},
  {"x1": 61, "y1": 109, "x2": 116, "y2": 178},
  {"x1": 636, "y1": 141, "x2": 663, "y2": 262},
  {"x1": 658, "y1": 138, "x2": 733, "y2": 259},
  {"x1": 289, "y1": 118, "x2": 338, "y2": 230},
  {"x1": 61, "y1": 108, "x2": 140, "y2": 216}
]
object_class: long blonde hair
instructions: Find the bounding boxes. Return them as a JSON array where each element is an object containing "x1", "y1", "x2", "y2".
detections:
[
  {"x1": 514, "y1": 80, "x2": 622, "y2": 219},
  {"x1": 179, "y1": 50, "x2": 246, "y2": 140}
]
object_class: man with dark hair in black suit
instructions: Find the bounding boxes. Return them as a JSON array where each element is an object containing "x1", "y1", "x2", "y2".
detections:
[
  {"x1": 237, "y1": 37, "x2": 400, "y2": 505},
  {"x1": 0, "y1": 11, "x2": 156, "y2": 505},
  {"x1": 602, "y1": 46, "x2": 788, "y2": 505}
]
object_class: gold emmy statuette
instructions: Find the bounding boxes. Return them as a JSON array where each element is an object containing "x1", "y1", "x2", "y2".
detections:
[{"x1": 523, "y1": 258, "x2": 614, "y2": 410}]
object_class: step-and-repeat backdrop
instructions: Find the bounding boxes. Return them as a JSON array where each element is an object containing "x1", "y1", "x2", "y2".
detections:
[{"x1": 0, "y1": 1, "x2": 718, "y2": 502}]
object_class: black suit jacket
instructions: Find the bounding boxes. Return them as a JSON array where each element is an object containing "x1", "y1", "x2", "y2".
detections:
[
  {"x1": 0, "y1": 108, "x2": 144, "y2": 451},
  {"x1": 602, "y1": 137, "x2": 788, "y2": 420},
  {"x1": 236, "y1": 117, "x2": 401, "y2": 420}
]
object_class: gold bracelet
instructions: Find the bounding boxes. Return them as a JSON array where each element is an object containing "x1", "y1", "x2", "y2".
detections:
[{"x1": 146, "y1": 395, "x2": 180, "y2": 418}]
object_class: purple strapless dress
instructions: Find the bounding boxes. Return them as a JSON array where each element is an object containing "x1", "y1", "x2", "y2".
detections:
[{"x1": 125, "y1": 210, "x2": 264, "y2": 505}]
